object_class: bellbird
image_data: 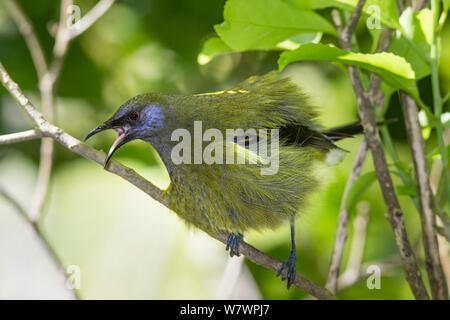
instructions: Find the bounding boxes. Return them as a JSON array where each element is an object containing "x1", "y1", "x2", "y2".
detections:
[{"x1": 86, "y1": 71, "x2": 368, "y2": 288}]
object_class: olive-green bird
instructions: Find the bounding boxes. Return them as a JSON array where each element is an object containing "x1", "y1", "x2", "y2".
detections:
[{"x1": 86, "y1": 71, "x2": 367, "y2": 288}]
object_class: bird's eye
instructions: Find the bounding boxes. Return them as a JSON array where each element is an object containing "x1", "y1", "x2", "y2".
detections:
[{"x1": 129, "y1": 111, "x2": 139, "y2": 121}]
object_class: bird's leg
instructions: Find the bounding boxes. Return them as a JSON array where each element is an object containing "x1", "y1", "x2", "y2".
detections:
[
  {"x1": 277, "y1": 217, "x2": 297, "y2": 289},
  {"x1": 226, "y1": 232, "x2": 243, "y2": 257}
]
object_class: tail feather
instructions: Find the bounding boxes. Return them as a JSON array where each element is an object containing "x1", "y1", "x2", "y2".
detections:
[
  {"x1": 280, "y1": 119, "x2": 396, "y2": 152},
  {"x1": 322, "y1": 121, "x2": 363, "y2": 142},
  {"x1": 323, "y1": 119, "x2": 397, "y2": 142}
]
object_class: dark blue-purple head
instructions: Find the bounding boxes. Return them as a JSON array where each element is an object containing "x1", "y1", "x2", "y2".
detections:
[{"x1": 85, "y1": 94, "x2": 165, "y2": 167}]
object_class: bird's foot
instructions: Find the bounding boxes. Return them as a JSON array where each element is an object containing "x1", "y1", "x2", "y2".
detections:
[
  {"x1": 277, "y1": 250, "x2": 297, "y2": 289},
  {"x1": 226, "y1": 233, "x2": 243, "y2": 257}
]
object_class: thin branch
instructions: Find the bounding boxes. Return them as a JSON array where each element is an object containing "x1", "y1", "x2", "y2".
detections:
[
  {"x1": 30, "y1": 0, "x2": 73, "y2": 221},
  {"x1": 338, "y1": 236, "x2": 423, "y2": 291},
  {"x1": 338, "y1": 256, "x2": 401, "y2": 291},
  {"x1": 350, "y1": 39, "x2": 430, "y2": 301},
  {"x1": 68, "y1": 0, "x2": 116, "y2": 40},
  {"x1": 4, "y1": 0, "x2": 113, "y2": 221},
  {"x1": 44, "y1": 0, "x2": 72, "y2": 86},
  {"x1": 336, "y1": 202, "x2": 370, "y2": 291},
  {"x1": 337, "y1": 233, "x2": 425, "y2": 291},
  {"x1": 0, "y1": 184, "x2": 79, "y2": 299},
  {"x1": 326, "y1": 139, "x2": 368, "y2": 293},
  {"x1": 332, "y1": 0, "x2": 430, "y2": 300},
  {"x1": 6, "y1": 0, "x2": 114, "y2": 221},
  {"x1": 400, "y1": 92, "x2": 448, "y2": 299},
  {"x1": 0, "y1": 129, "x2": 42, "y2": 144},
  {"x1": 394, "y1": 0, "x2": 448, "y2": 300},
  {"x1": 0, "y1": 62, "x2": 336, "y2": 300},
  {"x1": 0, "y1": 184, "x2": 28, "y2": 220},
  {"x1": 3, "y1": 0, "x2": 48, "y2": 80},
  {"x1": 214, "y1": 233, "x2": 335, "y2": 299},
  {"x1": 331, "y1": 10, "x2": 344, "y2": 35},
  {"x1": 3, "y1": 0, "x2": 116, "y2": 299},
  {"x1": 367, "y1": 28, "x2": 395, "y2": 105},
  {"x1": 341, "y1": 0, "x2": 366, "y2": 51},
  {"x1": 326, "y1": 27, "x2": 394, "y2": 294}
]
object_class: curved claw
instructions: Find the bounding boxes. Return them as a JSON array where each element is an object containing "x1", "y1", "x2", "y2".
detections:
[
  {"x1": 226, "y1": 233, "x2": 243, "y2": 257},
  {"x1": 277, "y1": 251, "x2": 297, "y2": 289}
]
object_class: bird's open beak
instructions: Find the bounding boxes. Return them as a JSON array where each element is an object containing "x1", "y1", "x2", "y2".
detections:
[{"x1": 85, "y1": 124, "x2": 130, "y2": 168}]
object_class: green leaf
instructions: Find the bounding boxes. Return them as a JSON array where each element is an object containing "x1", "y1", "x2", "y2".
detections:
[
  {"x1": 345, "y1": 171, "x2": 378, "y2": 213},
  {"x1": 278, "y1": 43, "x2": 418, "y2": 96},
  {"x1": 389, "y1": 8, "x2": 433, "y2": 80},
  {"x1": 214, "y1": 0, "x2": 337, "y2": 51},
  {"x1": 284, "y1": 0, "x2": 400, "y2": 28},
  {"x1": 276, "y1": 32, "x2": 323, "y2": 50},
  {"x1": 197, "y1": 32, "x2": 322, "y2": 66},
  {"x1": 197, "y1": 37, "x2": 232, "y2": 65}
]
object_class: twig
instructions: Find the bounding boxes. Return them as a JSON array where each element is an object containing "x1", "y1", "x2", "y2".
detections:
[
  {"x1": 331, "y1": 0, "x2": 430, "y2": 300},
  {"x1": 367, "y1": 28, "x2": 395, "y2": 106},
  {"x1": 3, "y1": 0, "x2": 48, "y2": 79},
  {"x1": 68, "y1": 0, "x2": 116, "y2": 40},
  {"x1": 0, "y1": 129, "x2": 42, "y2": 144},
  {"x1": 0, "y1": 61, "x2": 336, "y2": 300},
  {"x1": 5, "y1": 0, "x2": 113, "y2": 221},
  {"x1": 0, "y1": 184, "x2": 28, "y2": 220},
  {"x1": 3, "y1": 0, "x2": 53, "y2": 221},
  {"x1": 0, "y1": 184, "x2": 79, "y2": 299},
  {"x1": 338, "y1": 235, "x2": 424, "y2": 291},
  {"x1": 326, "y1": 139, "x2": 368, "y2": 293},
  {"x1": 326, "y1": 27, "x2": 394, "y2": 294},
  {"x1": 336, "y1": 202, "x2": 370, "y2": 290},
  {"x1": 338, "y1": 256, "x2": 401, "y2": 291},
  {"x1": 400, "y1": 92, "x2": 448, "y2": 299},
  {"x1": 30, "y1": 0, "x2": 73, "y2": 221},
  {"x1": 3, "y1": 0, "x2": 116, "y2": 299},
  {"x1": 215, "y1": 233, "x2": 335, "y2": 299},
  {"x1": 341, "y1": 0, "x2": 366, "y2": 51}
]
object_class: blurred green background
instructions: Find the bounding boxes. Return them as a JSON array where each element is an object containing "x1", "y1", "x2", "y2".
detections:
[{"x1": 0, "y1": 0, "x2": 449, "y2": 299}]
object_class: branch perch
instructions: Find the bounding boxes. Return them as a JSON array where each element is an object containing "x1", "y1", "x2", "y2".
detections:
[{"x1": 0, "y1": 129, "x2": 42, "y2": 144}]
